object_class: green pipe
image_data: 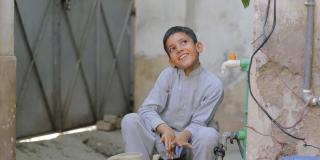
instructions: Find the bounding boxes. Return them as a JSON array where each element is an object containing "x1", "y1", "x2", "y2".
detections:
[
  {"x1": 239, "y1": 58, "x2": 250, "y2": 160},
  {"x1": 220, "y1": 58, "x2": 250, "y2": 160},
  {"x1": 240, "y1": 58, "x2": 250, "y2": 72}
]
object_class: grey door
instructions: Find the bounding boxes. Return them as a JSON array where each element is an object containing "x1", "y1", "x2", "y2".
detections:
[{"x1": 15, "y1": 0, "x2": 134, "y2": 138}]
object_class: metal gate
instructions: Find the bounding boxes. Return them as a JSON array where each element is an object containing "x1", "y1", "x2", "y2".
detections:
[{"x1": 15, "y1": 0, "x2": 134, "y2": 138}]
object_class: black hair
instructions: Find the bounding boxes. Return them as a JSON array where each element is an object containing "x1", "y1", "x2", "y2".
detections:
[{"x1": 163, "y1": 26, "x2": 198, "y2": 55}]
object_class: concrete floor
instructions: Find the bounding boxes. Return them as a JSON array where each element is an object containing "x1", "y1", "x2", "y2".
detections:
[
  {"x1": 224, "y1": 144, "x2": 243, "y2": 160},
  {"x1": 17, "y1": 129, "x2": 242, "y2": 160}
]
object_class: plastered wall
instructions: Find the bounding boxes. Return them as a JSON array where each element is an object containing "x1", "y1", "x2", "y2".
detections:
[{"x1": 247, "y1": 0, "x2": 320, "y2": 159}]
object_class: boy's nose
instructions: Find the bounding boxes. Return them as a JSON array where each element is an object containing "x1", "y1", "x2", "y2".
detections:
[{"x1": 176, "y1": 45, "x2": 183, "y2": 54}]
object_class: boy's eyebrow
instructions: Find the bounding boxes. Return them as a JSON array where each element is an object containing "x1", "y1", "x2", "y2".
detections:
[
  {"x1": 170, "y1": 38, "x2": 187, "y2": 45},
  {"x1": 178, "y1": 38, "x2": 187, "y2": 42},
  {"x1": 167, "y1": 37, "x2": 189, "y2": 49}
]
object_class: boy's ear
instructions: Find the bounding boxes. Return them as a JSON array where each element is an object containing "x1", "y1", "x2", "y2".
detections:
[{"x1": 195, "y1": 41, "x2": 203, "y2": 53}]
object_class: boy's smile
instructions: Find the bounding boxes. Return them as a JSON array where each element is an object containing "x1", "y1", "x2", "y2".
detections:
[{"x1": 166, "y1": 32, "x2": 203, "y2": 76}]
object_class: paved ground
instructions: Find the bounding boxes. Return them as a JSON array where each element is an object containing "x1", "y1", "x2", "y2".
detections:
[
  {"x1": 17, "y1": 129, "x2": 242, "y2": 160},
  {"x1": 17, "y1": 130, "x2": 123, "y2": 160},
  {"x1": 224, "y1": 144, "x2": 243, "y2": 160}
]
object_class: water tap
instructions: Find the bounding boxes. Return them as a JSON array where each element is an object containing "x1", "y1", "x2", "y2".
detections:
[{"x1": 221, "y1": 53, "x2": 241, "y2": 74}]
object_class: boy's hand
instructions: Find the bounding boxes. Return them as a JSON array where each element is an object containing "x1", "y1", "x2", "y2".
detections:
[
  {"x1": 173, "y1": 130, "x2": 192, "y2": 148},
  {"x1": 156, "y1": 124, "x2": 176, "y2": 159},
  {"x1": 160, "y1": 129, "x2": 176, "y2": 158}
]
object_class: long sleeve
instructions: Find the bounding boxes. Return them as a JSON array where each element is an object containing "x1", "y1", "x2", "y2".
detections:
[
  {"x1": 138, "y1": 68, "x2": 173, "y2": 131},
  {"x1": 185, "y1": 84, "x2": 224, "y2": 135}
]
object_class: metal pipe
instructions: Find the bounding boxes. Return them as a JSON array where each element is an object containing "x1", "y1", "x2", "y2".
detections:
[
  {"x1": 217, "y1": 131, "x2": 246, "y2": 159},
  {"x1": 303, "y1": 0, "x2": 320, "y2": 106},
  {"x1": 303, "y1": 0, "x2": 314, "y2": 90},
  {"x1": 236, "y1": 139, "x2": 244, "y2": 159}
]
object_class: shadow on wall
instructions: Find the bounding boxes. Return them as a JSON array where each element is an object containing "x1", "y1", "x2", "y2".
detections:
[{"x1": 134, "y1": 54, "x2": 169, "y2": 111}]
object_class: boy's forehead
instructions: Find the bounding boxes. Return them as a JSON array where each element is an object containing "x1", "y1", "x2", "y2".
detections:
[
  {"x1": 169, "y1": 32, "x2": 189, "y2": 38},
  {"x1": 167, "y1": 32, "x2": 192, "y2": 42}
]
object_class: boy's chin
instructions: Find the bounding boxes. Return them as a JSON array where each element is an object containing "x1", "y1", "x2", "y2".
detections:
[
  {"x1": 179, "y1": 61, "x2": 196, "y2": 69},
  {"x1": 177, "y1": 64, "x2": 193, "y2": 70}
]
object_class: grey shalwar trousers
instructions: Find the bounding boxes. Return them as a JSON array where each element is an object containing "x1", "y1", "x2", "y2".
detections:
[{"x1": 121, "y1": 113, "x2": 219, "y2": 160}]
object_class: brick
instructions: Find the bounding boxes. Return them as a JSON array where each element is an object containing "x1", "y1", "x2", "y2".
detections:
[
  {"x1": 96, "y1": 120, "x2": 115, "y2": 132},
  {"x1": 115, "y1": 117, "x2": 122, "y2": 129},
  {"x1": 103, "y1": 115, "x2": 118, "y2": 124}
]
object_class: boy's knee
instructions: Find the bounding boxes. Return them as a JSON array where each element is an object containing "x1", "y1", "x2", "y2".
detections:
[
  {"x1": 121, "y1": 113, "x2": 140, "y2": 129},
  {"x1": 194, "y1": 127, "x2": 219, "y2": 147}
]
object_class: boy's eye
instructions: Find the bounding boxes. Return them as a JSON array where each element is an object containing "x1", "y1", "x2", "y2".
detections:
[
  {"x1": 180, "y1": 40, "x2": 188, "y2": 46},
  {"x1": 169, "y1": 47, "x2": 176, "y2": 53},
  {"x1": 180, "y1": 40, "x2": 188, "y2": 44}
]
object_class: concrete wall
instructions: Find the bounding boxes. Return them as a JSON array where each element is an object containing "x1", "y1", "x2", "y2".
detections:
[
  {"x1": 134, "y1": 0, "x2": 254, "y2": 132},
  {"x1": 247, "y1": 0, "x2": 320, "y2": 159},
  {"x1": 0, "y1": 0, "x2": 16, "y2": 159}
]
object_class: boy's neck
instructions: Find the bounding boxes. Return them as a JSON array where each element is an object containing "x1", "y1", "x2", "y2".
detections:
[{"x1": 184, "y1": 62, "x2": 200, "y2": 76}]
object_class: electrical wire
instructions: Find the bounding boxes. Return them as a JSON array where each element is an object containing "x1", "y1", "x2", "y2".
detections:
[
  {"x1": 247, "y1": 0, "x2": 306, "y2": 140},
  {"x1": 276, "y1": 101, "x2": 310, "y2": 130},
  {"x1": 251, "y1": 0, "x2": 271, "y2": 45},
  {"x1": 246, "y1": 125, "x2": 287, "y2": 146},
  {"x1": 303, "y1": 142, "x2": 320, "y2": 150}
]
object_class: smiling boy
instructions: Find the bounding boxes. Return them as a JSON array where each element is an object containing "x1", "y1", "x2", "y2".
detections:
[{"x1": 121, "y1": 26, "x2": 224, "y2": 160}]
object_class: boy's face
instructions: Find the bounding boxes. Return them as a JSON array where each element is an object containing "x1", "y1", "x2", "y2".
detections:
[{"x1": 166, "y1": 32, "x2": 203, "y2": 71}]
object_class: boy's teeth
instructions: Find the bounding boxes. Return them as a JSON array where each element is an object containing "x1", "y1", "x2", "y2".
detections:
[{"x1": 180, "y1": 54, "x2": 187, "y2": 59}]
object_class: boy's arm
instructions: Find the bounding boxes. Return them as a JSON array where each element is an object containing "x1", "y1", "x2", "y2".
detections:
[
  {"x1": 138, "y1": 68, "x2": 176, "y2": 158},
  {"x1": 138, "y1": 104, "x2": 165, "y2": 131},
  {"x1": 139, "y1": 103, "x2": 175, "y2": 156},
  {"x1": 138, "y1": 68, "x2": 173, "y2": 131},
  {"x1": 139, "y1": 104, "x2": 175, "y2": 156},
  {"x1": 184, "y1": 84, "x2": 224, "y2": 136}
]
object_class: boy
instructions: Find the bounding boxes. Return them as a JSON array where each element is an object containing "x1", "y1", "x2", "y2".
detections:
[{"x1": 121, "y1": 26, "x2": 224, "y2": 160}]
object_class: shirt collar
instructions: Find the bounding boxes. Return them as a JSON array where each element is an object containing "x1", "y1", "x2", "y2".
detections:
[{"x1": 177, "y1": 64, "x2": 203, "y2": 78}]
